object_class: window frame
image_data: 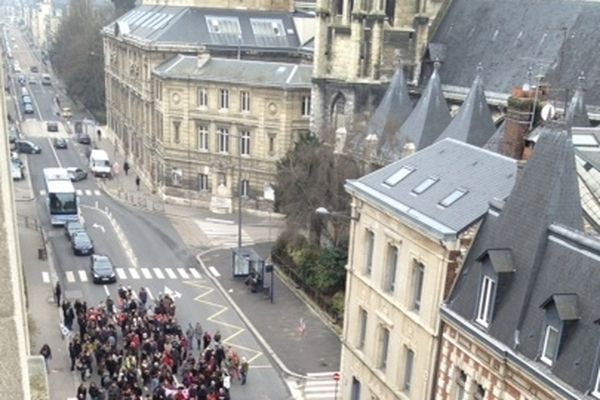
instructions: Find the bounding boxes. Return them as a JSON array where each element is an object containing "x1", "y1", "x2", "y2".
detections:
[
  {"x1": 301, "y1": 95, "x2": 311, "y2": 117},
  {"x1": 240, "y1": 179, "x2": 249, "y2": 197},
  {"x1": 218, "y1": 127, "x2": 229, "y2": 153},
  {"x1": 540, "y1": 325, "x2": 560, "y2": 366},
  {"x1": 240, "y1": 90, "x2": 251, "y2": 112},
  {"x1": 357, "y1": 308, "x2": 367, "y2": 350},
  {"x1": 240, "y1": 130, "x2": 251, "y2": 156},
  {"x1": 173, "y1": 121, "x2": 181, "y2": 144},
  {"x1": 383, "y1": 244, "x2": 398, "y2": 294},
  {"x1": 197, "y1": 124, "x2": 209, "y2": 151},
  {"x1": 378, "y1": 326, "x2": 390, "y2": 371},
  {"x1": 592, "y1": 367, "x2": 600, "y2": 398},
  {"x1": 198, "y1": 174, "x2": 209, "y2": 192},
  {"x1": 197, "y1": 87, "x2": 208, "y2": 108},
  {"x1": 364, "y1": 229, "x2": 375, "y2": 276},
  {"x1": 475, "y1": 275, "x2": 496, "y2": 327},
  {"x1": 412, "y1": 261, "x2": 424, "y2": 311},
  {"x1": 219, "y1": 88, "x2": 229, "y2": 110},
  {"x1": 402, "y1": 347, "x2": 415, "y2": 393}
]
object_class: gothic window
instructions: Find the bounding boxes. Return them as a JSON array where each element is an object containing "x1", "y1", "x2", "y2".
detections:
[
  {"x1": 334, "y1": 0, "x2": 344, "y2": 15},
  {"x1": 331, "y1": 93, "x2": 346, "y2": 132},
  {"x1": 385, "y1": 0, "x2": 395, "y2": 25}
]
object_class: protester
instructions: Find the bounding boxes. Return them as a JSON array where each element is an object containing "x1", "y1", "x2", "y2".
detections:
[
  {"x1": 40, "y1": 344, "x2": 52, "y2": 370},
  {"x1": 54, "y1": 282, "x2": 61, "y2": 307}
]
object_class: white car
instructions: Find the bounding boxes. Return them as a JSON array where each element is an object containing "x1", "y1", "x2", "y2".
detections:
[{"x1": 10, "y1": 159, "x2": 23, "y2": 180}]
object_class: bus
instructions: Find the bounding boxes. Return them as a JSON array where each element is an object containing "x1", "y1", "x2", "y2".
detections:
[{"x1": 43, "y1": 168, "x2": 79, "y2": 226}]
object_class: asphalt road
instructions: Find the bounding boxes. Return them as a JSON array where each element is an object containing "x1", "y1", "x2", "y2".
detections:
[{"x1": 7, "y1": 24, "x2": 291, "y2": 400}]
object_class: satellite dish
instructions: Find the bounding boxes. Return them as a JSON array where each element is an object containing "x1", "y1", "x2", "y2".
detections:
[{"x1": 541, "y1": 103, "x2": 556, "y2": 121}]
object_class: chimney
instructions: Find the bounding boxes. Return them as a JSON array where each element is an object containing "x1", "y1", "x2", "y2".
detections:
[{"x1": 501, "y1": 86, "x2": 537, "y2": 160}]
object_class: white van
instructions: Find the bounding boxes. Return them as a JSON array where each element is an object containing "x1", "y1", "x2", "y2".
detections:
[{"x1": 89, "y1": 149, "x2": 111, "y2": 177}]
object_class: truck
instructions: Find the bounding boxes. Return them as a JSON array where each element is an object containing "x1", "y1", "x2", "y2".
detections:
[{"x1": 89, "y1": 149, "x2": 111, "y2": 178}]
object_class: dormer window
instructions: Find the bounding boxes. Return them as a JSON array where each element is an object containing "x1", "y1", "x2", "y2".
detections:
[
  {"x1": 592, "y1": 367, "x2": 600, "y2": 398},
  {"x1": 538, "y1": 293, "x2": 579, "y2": 367},
  {"x1": 474, "y1": 249, "x2": 515, "y2": 328},
  {"x1": 540, "y1": 325, "x2": 559, "y2": 366},
  {"x1": 476, "y1": 275, "x2": 495, "y2": 327}
]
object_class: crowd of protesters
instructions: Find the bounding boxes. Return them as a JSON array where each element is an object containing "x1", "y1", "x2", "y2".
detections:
[{"x1": 57, "y1": 285, "x2": 248, "y2": 400}]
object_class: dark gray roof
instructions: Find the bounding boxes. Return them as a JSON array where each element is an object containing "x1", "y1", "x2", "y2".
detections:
[
  {"x1": 566, "y1": 74, "x2": 591, "y2": 127},
  {"x1": 345, "y1": 138, "x2": 516, "y2": 240},
  {"x1": 104, "y1": 5, "x2": 302, "y2": 51},
  {"x1": 346, "y1": 68, "x2": 413, "y2": 161},
  {"x1": 398, "y1": 63, "x2": 451, "y2": 150},
  {"x1": 477, "y1": 249, "x2": 515, "y2": 274},
  {"x1": 428, "y1": 0, "x2": 600, "y2": 107},
  {"x1": 153, "y1": 55, "x2": 311, "y2": 89},
  {"x1": 483, "y1": 120, "x2": 505, "y2": 153},
  {"x1": 446, "y1": 126, "x2": 597, "y2": 397},
  {"x1": 541, "y1": 294, "x2": 580, "y2": 321},
  {"x1": 435, "y1": 68, "x2": 496, "y2": 147}
]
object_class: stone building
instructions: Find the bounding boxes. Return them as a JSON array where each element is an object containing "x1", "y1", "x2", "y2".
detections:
[
  {"x1": 102, "y1": 4, "x2": 312, "y2": 202},
  {"x1": 151, "y1": 54, "x2": 312, "y2": 210},
  {"x1": 437, "y1": 125, "x2": 600, "y2": 400},
  {"x1": 340, "y1": 139, "x2": 516, "y2": 400}
]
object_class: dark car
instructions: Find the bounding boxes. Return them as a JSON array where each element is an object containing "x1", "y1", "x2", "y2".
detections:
[
  {"x1": 17, "y1": 75, "x2": 25, "y2": 86},
  {"x1": 47, "y1": 121, "x2": 58, "y2": 132},
  {"x1": 30, "y1": 65, "x2": 38, "y2": 73},
  {"x1": 52, "y1": 137, "x2": 67, "y2": 149},
  {"x1": 66, "y1": 167, "x2": 87, "y2": 182},
  {"x1": 72, "y1": 232, "x2": 94, "y2": 256},
  {"x1": 90, "y1": 255, "x2": 116, "y2": 284},
  {"x1": 8, "y1": 127, "x2": 19, "y2": 143},
  {"x1": 77, "y1": 132, "x2": 91, "y2": 145},
  {"x1": 16, "y1": 140, "x2": 41, "y2": 154},
  {"x1": 64, "y1": 220, "x2": 85, "y2": 241}
]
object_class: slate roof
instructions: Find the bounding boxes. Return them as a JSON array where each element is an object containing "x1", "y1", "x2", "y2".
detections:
[
  {"x1": 565, "y1": 74, "x2": 591, "y2": 127},
  {"x1": 445, "y1": 126, "x2": 600, "y2": 398},
  {"x1": 483, "y1": 120, "x2": 505, "y2": 153},
  {"x1": 153, "y1": 55, "x2": 312, "y2": 89},
  {"x1": 397, "y1": 62, "x2": 451, "y2": 151},
  {"x1": 346, "y1": 67, "x2": 413, "y2": 161},
  {"x1": 427, "y1": 0, "x2": 600, "y2": 107},
  {"x1": 104, "y1": 5, "x2": 302, "y2": 51},
  {"x1": 345, "y1": 138, "x2": 517, "y2": 240},
  {"x1": 435, "y1": 67, "x2": 496, "y2": 147}
]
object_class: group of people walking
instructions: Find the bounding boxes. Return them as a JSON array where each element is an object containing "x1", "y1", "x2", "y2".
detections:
[{"x1": 52, "y1": 285, "x2": 248, "y2": 399}]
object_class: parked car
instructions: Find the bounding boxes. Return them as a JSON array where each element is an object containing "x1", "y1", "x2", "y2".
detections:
[
  {"x1": 41, "y1": 74, "x2": 51, "y2": 85},
  {"x1": 66, "y1": 167, "x2": 87, "y2": 182},
  {"x1": 22, "y1": 94, "x2": 32, "y2": 105},
  {"x1": 62, "y1": 107, "x2": 72, "y2": 119},
  {"x1": 30, "y1": 65, "x2": 38, "y2": 73},
  {"x1": 64, "y1": 220, "x2": 85, "y2": 241},
  {"x1": 90, "y1": 255, "x2": 116, "y2": 284},
  {"x1": 47, "y1": 121, "x2": 58, "y2": 132},
  {"x1": 77, "y1": 132, "x2": 91, "y2": 145},
  {"x1": 16, "y1": 140, "x2": 41, "y2": 154},
  {"x1": 10, "y1": 159, "x2": 23, "y2": 180},
  {"x1": 52, "y1": 137, "x2": 67, "y2": 149},
  {"x1": 72, "y1": 231, "x2": 94, "y2": 256},
  {"x1": 23, "y1": 103, "x2": 34, "y2": 114},
  {"x1": 28, "y1": 78, "x2": 37, "y2": 85}
]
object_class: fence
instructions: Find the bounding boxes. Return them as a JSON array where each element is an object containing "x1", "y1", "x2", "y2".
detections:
[
  {"x1": 115, "y1": 189, "x2": 165, "y2": 213},
  {"x1": 16, "y1": 214, "x2": 42, "y2": 232}
]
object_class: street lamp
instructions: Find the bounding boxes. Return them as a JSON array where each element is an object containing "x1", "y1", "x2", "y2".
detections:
[{"x1": 315, "y1": 206, "x2": 358, "y2": 221}]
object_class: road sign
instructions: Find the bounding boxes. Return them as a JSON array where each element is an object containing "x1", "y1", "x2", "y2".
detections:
[{"x1": 333, "y1": 372, "x2": 341, "y2": 382}]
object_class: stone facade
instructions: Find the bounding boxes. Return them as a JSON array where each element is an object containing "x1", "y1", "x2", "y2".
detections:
[{"x1": 311, "y1": 0, "x2": 450, "y2": 142}]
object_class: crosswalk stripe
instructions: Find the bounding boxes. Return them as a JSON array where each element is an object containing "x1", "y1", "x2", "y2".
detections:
[
  {"x1": 129, "y1": 268, "x2": 140, "y2": 279},
  {"x1": 195, "y1": 220, "x2": 254, "y2": 248},
  {"x1": 66, "y1": 271, "x2": 75, "y2": 283},
  {"x1": 116, "y1": 268, "x2": 127, "y2": 280},
  {"x1": 130, "y1": 290, "x2": 138, "y2": 300},
  {"x1": 94, "y1": 190, "x2": 101, "y2": 196},
  {"x1": 85, "y1": 189, "x2": 92, "y2": 195},
  {"x1": 141, "y1": 268, "x2": 152, "y2": 279},
  {"x1": 177, "y1": 268, "x2": 189, "y2": 279},
  {"x1": 78, "y1": 270, "x2": 88, "y2": 282},
  {"x1": 208, "y1": 266, "x2": 221, "y2": 278},
  {"x1": 146, "y1": 287, "x2": 155, "y2": 300},
  {"x1": 76, "y1": 189, "x2": 83, "y2": 196},
  {"x1": 189, "y1": 268, "x2": 202, "y2": 279},
  {"x1": 40, "y1": 189, "x2": 46, "y2": 196},
  {"x1": 153, "y1": 268, "x2": 165, "y2": 279},
  {"x1": 165, "y1": 268, "x2": 177, "y2": 279},
  {"x1": 42, "y1": 271, "x2": 50, "y2": 283}
]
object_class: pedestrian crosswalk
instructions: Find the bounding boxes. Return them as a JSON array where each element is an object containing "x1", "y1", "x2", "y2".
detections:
[
  {"x1": 195, "y1": 218, "x2": 254, "y2": 248},
  {"x1": 39, "y1": 189, "x2": 102, "y2": 197},
  {"x1": 304, "y1": 372, "x2": 341, "y2": 400},
  {"x1": 41, "y1": 266, "x2": 203, "y2": 284}
]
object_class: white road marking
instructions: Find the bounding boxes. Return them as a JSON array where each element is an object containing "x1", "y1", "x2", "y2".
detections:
[
  {"x1": 66, "y1": 271, "x2": 75, "y2": 282},
  {"x1": 208, "y1": 266, "x2": 221, "y2": 278},
  {"x1": 165, "y1": 268, "x2": 177, "y2": 279},
  {"x1": 189, "y1": 268, "x2": 202, "y2": 279},
  {"x1": 116, "y1": 268, "x2": 127, "y2": 280},
  {"x1": 39, "y1": 189, "x2": 46, "y2": 196},
  {"x1": 205, "y1": 217, "x2": 235, "y2": 224},
  {"x1": 129, "y1": 268, "x2": 140, "y2": 279},
  {"x1": 146, "y1": 287, "x2": 155, "y2": 300},
  {"x1": 103, "y1": 285, "x2": 110, "y2": 296},
  {"x1": 42, "y1": 271, "x2": 50, "y2": 283},
  {"x1": 78, "y1": 270, "x2": 88, "y2": 282},
  {"x1": 76, "y1": 189, "x2": 83, "y2": 196},
  {"x1": 130, "y1": 290, "x2": 138, "y2": 300},
  {"x1": 153, "y1": 268, "x2": 165, "y2": 279},
  {"x1": 177, "y1": 268, "x2": 189, "y2": 279},
  {"x1": 141, "y1": 268, "x2": 152, "y2": 279},
  {"x1": 85, "y1": 189, "x2": 92, "y2": 196},
  {"x1": 94, "y1": 190, "x2": 101, "y2": 196}
]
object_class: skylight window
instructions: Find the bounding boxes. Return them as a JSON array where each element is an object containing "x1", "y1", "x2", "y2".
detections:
[
  {"x1": 439, "y1": 188, "x2": 468, "y2": 207},
  {"x1": 206, "y1": 16, "x2": 241, "y2": 35},
  {"x1": 383, "y1": 166, "x2": 414, "y2": 187},
  {"x1": 412, "y1": 177, "x2": 438, "y2": 195}
]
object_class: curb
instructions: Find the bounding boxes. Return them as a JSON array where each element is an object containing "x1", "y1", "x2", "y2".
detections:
[{"x1": 195, "y1": 250, "x2": 307, "y2": 383}]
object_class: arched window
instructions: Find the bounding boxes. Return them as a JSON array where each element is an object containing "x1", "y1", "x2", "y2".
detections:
[
  {"x1": 335, "y1": 0, "x2": 344, "y2": 15},
  {"x1": 331, "y1": 93, "x2": 347, "y2": 132}
]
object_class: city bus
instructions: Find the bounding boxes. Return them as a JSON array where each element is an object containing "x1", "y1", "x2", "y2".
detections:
[{"x1": 43, "y1": 168, "x2": 79, "y2": 226}]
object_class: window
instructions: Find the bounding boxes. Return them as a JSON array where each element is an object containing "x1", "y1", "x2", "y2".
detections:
[
  {"x1": 412, "y1": 177, "x2": 438, "y2": 194},
  {"x1": 301, "y1": 95, "x2": 311, "y2": 116},
  {"x1": 240, "y1": 179, "x2": 249, "y2": 197},
  {"x1": 383, "y1": 166, "x2": 414, "y2": 187},
  {"x1": 357, "y1": 308, "x2": 367, "y2": 349},
  {"x1": 403, "y1": 347, "x2": 415, "y2": 393},
  {"x1": 197, "y1": 125, "x2": 209, "y2": 151},
  {"x1": 439, "y1": 188, "x2": 468, "y2": 208},
  {"x1": 476, "y1": 276, "x2": 496, "y2": 327},
  {"x1": 455, "y1": 370, "x2": 467, "y2": 400},
  {"x1": 173, "y1": 121, "x2": 180, "y2": 144},
  {"x1": 218, "y1": 128, "x2": 229, "y2": 153},
  {"x1": 474, "y1": 385, "x2": 485, "y2": 400},
  {"x1": 592, "y1": 368, "x2": 600, "y2": 398},
  {"x1": 219, "y1": 89, "x2": 229, "y2": 109},
  {"x1": 378, "y1": 327, "x2": 390, "y2": 370},
  {"x1": 364, "y1": 230, "x2": 374, "y2": 276},
  {"x1": 198, "y1": 174, "x2": 209, "y2": 191},
  {"x1": 383, "y1": 244, "x2": 398, "y2": 293},
  {"x1": 412, "y1": 262, "x2": 424, "y2": 311},
  {"x1": 541, "y1": 325, "x2": 559, "y2": 366},
  {"x1": 334, "y1": 0, "x2": 343, "y2": 15},
  {"x1": 268, "y1": 133, "x2": 276, "y2": 154},
  {"x1": 197, "y1": 87, "x2": 208, "y2": 107},
  {"x1": 240, "y1": 91, "x2": 251, "y2": 112},
  {"x1": 240, "y1": 130, "x2": 251, "y2": 156}
]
